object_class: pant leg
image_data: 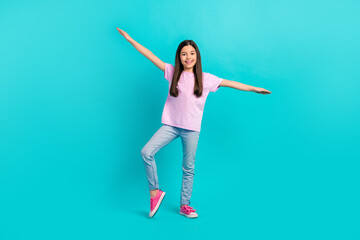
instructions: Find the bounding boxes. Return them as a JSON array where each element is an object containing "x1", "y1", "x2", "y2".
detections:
[
  {"x1": 141, "y1": 124, "x2": 179, "y2": 191},
  {"x1": 179, "y1": 129, "x2": 200, "y2": 205}
]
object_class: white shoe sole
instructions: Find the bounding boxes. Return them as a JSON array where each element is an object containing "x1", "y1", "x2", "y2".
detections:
[
  {"x1": 149, "y1": 192, "x2": 166, "y2": 218},
  {"x1": 179, "y1": 211, "x2": 198, "y2": 218}
]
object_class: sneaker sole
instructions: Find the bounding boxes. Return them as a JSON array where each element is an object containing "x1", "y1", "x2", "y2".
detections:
[
  {"x1": 179, "y1": 211, "x2": 198, "y2": 218},
  {"x1": 149, "y1": 192, "x2": 166, "y2": 218}
]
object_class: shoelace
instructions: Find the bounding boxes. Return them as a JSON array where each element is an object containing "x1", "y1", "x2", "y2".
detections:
[
  {"x1": 150, "y1": 190, "x2": 161, "y2": 209},
  {"x1": 150, "y1": 197, "x2": 156, "y2": 209},
  {"x1": 150, "y1": 190, "x2": 164, "y2": 210},
  {"x1": 182, "y1": 205, "x2": 196, "y2": 213}
]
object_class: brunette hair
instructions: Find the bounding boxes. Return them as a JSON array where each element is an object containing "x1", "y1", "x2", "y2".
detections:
[{"x1": 170, "y1": 40, "x2": 203, "y2": 98}]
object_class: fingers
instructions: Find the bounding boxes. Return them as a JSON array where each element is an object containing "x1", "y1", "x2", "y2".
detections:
[
  {"x1": 117, "y1": 28, "x2": 128, "y2": 37},
  {"x1": 116, "y1": 27, "x2": 125, "y2": 37},
  {"x1": 116, "y1": 27, "x2": 123, "y2": 34},
  {"x1": 261, "y1": 89, "x2": 271, "y2": 94}
]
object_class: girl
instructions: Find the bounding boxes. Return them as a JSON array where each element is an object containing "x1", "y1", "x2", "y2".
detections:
[{"x1": 116, "y1": 27, "x2": 271, "y2": 219}]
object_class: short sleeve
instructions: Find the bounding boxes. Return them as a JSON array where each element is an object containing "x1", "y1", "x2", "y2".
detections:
[
  {"x1": 164, "y1": 63, "x2": 175, "y2": 82},
  {"x1": 207, "y1": 73, "x2": 223, "y2": 92}
]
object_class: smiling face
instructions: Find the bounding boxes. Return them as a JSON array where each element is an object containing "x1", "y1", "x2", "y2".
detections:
[{"x1": 180, "y1": 45, "x2": 197, "y2": 72}]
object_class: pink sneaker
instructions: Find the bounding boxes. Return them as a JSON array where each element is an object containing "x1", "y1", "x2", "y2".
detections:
[
  {"x1": 179, "y1": 205, "x2": 198, "y2": 218},
  {"x1": 149, "y1": 189, "x2": 166, "y2": 218}
]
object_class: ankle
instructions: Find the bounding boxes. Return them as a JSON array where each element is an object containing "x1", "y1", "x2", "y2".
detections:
[{"x1": 150, "y1": 189, "x2": 158, "y2": 198}]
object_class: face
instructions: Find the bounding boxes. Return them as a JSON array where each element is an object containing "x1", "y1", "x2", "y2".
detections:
[{"x1": 180, "y1": 45, "x2": 197, "y2": 71}]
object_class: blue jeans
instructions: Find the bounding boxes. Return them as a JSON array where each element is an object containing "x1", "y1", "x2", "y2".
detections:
[{"x1": 141, "y1": 124, "x2": 200, "y2": 205}]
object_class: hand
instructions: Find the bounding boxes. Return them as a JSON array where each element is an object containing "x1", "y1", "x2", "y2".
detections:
[
  {"x1": 116, "y1": 27, "x2": 132, "y2": 41},
  {"x1": 253, "y1": 87, "x2": 271, "y2": 95}
]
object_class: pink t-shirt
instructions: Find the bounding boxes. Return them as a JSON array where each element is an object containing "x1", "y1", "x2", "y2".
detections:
[{"x1": 161, "y1": 63, "x2": 223, "y2": 132}]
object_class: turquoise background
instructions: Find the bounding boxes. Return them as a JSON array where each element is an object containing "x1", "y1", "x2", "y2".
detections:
[{"x1": 1, "y1": 0, "x2": 359, "y2": 239}]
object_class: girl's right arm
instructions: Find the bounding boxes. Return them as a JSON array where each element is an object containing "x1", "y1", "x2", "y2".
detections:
[{"x1": 117, "y1": 27, "x2": 166, "y2": 72}]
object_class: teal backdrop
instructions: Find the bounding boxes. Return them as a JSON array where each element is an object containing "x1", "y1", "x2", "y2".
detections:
[{"x1": 1, "y1": 0, "x2": 359, "y2": 239}]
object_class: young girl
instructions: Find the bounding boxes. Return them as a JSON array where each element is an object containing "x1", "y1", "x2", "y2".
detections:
[{"x1": 117, "y1": 27, "x2": 271, "y2": 219}]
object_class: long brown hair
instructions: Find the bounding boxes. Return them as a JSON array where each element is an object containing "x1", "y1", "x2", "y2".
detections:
[{"x1": 170, "y1": 40, "x2": 203, "y2": 98}]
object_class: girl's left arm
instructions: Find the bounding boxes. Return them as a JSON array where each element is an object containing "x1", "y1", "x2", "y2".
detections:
[{"x1": 219, "y1": 79, "x2": 271, "y2": 95}]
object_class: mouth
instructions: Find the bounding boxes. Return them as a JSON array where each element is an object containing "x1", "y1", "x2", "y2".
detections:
[{"x1": 185, "y1": 60, "x2": 194, "y2": 65}]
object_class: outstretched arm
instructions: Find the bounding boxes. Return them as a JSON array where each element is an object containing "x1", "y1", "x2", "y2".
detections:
[
  {"x1": 116, "y1": 27, "x2": 166, "y2": 72},
  {"x1": 220, "y1": 79, "x2": 271, "y2": 95}
]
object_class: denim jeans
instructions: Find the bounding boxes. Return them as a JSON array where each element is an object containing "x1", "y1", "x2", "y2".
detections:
[{"x1": 141, "y1": 124, "x2": 200, "y2": 205}]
